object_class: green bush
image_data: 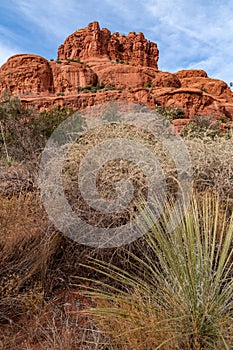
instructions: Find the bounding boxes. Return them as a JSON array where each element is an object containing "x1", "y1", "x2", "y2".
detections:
[
  {"x1": 154, "y1": 104, "x2": 186, "y2": 120},
  {"x1": 200, "y1": 87, "x2": 208, "y2": 93},
  {"x1": 144, "y1": 81, "x2": 153, "y2": 88},
  {"x1": 182, "y1": 115, "x2": 223, "y2": 138},
  {"x1": 78, "y1": 84, "x2": 105, "y2": 93},
  {"x1": 0, "y1": 92, "x2": 35, "y2": 162},
  {"x1": 0, "y1": 93, "x2": 75, "y2": 165},
  {"x1": 29, "y1": 105, "x2": 75, "y2": 140}
]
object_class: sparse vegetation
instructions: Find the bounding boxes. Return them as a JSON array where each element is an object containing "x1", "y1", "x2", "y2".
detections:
[
  {"x1": 182, "y1": 115, "x2": 224, "y2": 138},
  {"x1": 111, "y1": 59, "x2": 129, "y2": 65},
  {"x1": 0, "y1": 97, "x2": 232, "y2": 349},
  {"x1": 155, "y1": 104, "x2": 186, "y2": 120},
  {"x1": 65, "y1": 57, "x2": 84, "y2": 64},
  {"x1": 200, "y1": 87, "x2": 208, "y2": 93},
  {"x1": 77, "y1": 84, "x2": 123, "y2": 93},
  {"x1": 83, "y1": 193, "x2": 233, "y2": 349},
  {"x1": 144, "y1": 81, "x2": 153, "y2": 88}
]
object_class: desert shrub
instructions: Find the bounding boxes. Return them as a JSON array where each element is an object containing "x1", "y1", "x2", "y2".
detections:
[
  {"x1": 61, "y1": 111, "x2": 179, "y2": 232},
  {"x1": 115, "y1": 58, "x2": 125, "y2": 64},
  {"x1": 67, "y1": 58, "x2": 83, "y2": 64},
  {"x1": 61, "y1": 105, "x2": 233, "y2": 235},
  {"x1": 144, "y1": 81, "x2": 153, "y2": 88},
  {"x1": 155, "y1": 104, "x2": 186, "y2": 120},
  {"x1": 200, "y1": 87, "x2": 208, "y2": 92},
  {"x1": 0, "y1": 191, "x2": 92, "y2": 321},
  {"x1": 0, "y1": 188, "x2": 136, "y2": 349},
  {"x1": 29, "y1": 105, "x2": 74, "y2": 141},
  {"x1": 0, "y1": 92, "x2": 35, "y2": 162},
  {"x1": 182, "y1": 115, "x2": 223, "y2": 138},
  {"x1": 82, "y1": 194, "x2": 233, "y2": 349},
  {"x1": 184, "y1": 135, "x2": 233, "y2": 207},
  {"x1": 0, "y1": 93, "x2": 75, "y2": 168},
  {"x1": 0, "y1": 192, "x2": 51, "y2": 321}
]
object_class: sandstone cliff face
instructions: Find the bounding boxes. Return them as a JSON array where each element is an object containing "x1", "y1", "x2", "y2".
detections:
[
  {"x1": 0, "y1": 54, "x2": 52, "y2": 96},
  {"x1": 95, "y1": 64, "x2": 158, "y2": 89},
  {"x1": 0, "y1": 21, "x2": 233, "y2": 125},
  {"x1": 49, "y1": 61, "x2": 97, "y2": 94},
  {"x1": 0, "y1": 55, "x2": 98, "y2": 96},
  {"x1": 58, "y1": 21, "x2": 159, "y2": 69}
]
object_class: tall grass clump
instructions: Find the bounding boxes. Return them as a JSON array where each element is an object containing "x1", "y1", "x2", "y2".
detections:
[{"x1": 81, "y1": 194, "x2": 233, "y2": 350}]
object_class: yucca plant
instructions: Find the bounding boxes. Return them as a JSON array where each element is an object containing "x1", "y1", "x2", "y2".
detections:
[{"x1": 80, "y1": 194, "x2": 233, "y2": 350}]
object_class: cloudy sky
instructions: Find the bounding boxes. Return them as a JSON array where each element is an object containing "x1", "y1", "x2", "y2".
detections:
[{"x1": 0, "y1": 0, "x2": 233, "y2": 84}]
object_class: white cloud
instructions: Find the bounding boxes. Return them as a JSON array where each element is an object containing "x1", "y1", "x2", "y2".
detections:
[
  {"x1": 0, "y1": 25, "x2": 21, "y2": 66},
  {"x1": 0, "y1": 0, "x2": 233, "y2": 84},
  {"x1": 10, "y1": 0, "x2": 100, "y2": 40},
  {"x1": 0, "y1": 45, "x2": 18, "y2": 66},
  {"x1": 144, "y1": 0, "x2": 233, "y2": 83}
]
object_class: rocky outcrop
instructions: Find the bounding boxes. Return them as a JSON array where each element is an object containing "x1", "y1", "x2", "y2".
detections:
[
  {"x1": 94, "y1": 64, "x2": 157, "y2": 89},
  {"x1": 175, "y1": 69, "x2": 208, "y2": 79},
  {"x1": 20, "y1": 87, "x2": 233, "y2": 123},
  {"x1": 0, "y1": 54, "x2": 53, "y2": 96},
  {"x1": 0, "y1": 21, "x2": 233, "y2": 126},
  {"x1": 49, "y1": 60, "x2": 97, "y2": 94},
  {"x1": 0, "y1": 54, "x2": 98, "y2": 96},
  {"x1": 152, "y1": 88, "x2": 233, "y2": 119},
  {"x1": 58, "y1": 21, "x2": 159, "y2": 69},
  {"x1": 178, "y1": 76, "x2": 232, "y2": 100}
]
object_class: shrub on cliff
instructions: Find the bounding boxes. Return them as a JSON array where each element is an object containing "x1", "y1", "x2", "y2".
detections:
[
  {"x1": 154, "y1": 104, "x2": 186, "y2": 121},
  {"x1": 0, "y1": 93, "x2": 74, "y2": 166}
]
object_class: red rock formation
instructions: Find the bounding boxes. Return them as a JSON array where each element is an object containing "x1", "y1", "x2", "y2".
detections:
[
  {"x1": 152, "y1": 71, "x2": 181, "y2": 88},
  {"x1": 178, "y1": 76, "x2": 232, "y2": 100},
  {"x1": 0, "y1": 55, "x2": 98, "y2": 97},
  {"x1": 49, "y1": 60, "x2": 97, "y2": 94},
  {"x1": 0, "y1": 54, "x2": 52, "y2": 96},
  {"x1": 19, "y1": 87, "x2": 233, "y2": 123},
  {"x1": 95, "y1": 64, "x2": 158, "y2": 89},
  {"x1": 152, "y1": 88, "x2": 232, "y2": 119},
  {"x1": 58, "y1": 21, "x2": 159, "y2": 69},
  {"x1": 175, "y1": 69, "x2": 208, "y2": 79},
  {"x1": 0, "y1": 21, "x2": 233, "y2": 127}
]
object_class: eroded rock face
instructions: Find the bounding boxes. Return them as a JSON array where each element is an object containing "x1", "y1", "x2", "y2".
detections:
[
  {"x1": 152, "y1": 88, "x2": 231, "y2": 119},
  {"x1": 175, "y1": 69, "x2": 208, "y2": 79},
  {"x1": 0, "y1": 22, "x2": 233, "y2": 126},
  {"x1": 95, "y1": 64, "x2": 158, "y2": 89},
  {"x1": 49, "y1": 61, "x2": 97, "y2": 94},
  {"x1": 0, "y1": 54, "x2": 53, "y2": 96},
  {"x1": 58, "y1": 21, "x2": 159, "y2": 69},
  {"x1": 0, "y1": 54, "x2": 98, "y2": 96},
  {"x1": 178, "y1": 76, "x2": 232, "y2": 100}
]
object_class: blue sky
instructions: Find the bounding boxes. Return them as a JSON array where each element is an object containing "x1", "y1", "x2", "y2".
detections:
[{"x1": 0, "y1": 0, "x2": 233, "y2": 84}]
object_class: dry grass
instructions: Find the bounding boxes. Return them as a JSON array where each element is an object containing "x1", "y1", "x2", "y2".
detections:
[
  {"x1": 0, "y1": 189, "x2": 134, "y2": 349},
  {"x1": 62, "y1": 121, "x2": 179, "y2": 231},
  {"x1": 184, "y1": 135, "x2": 233, "y2": 206},
  {"x1": 0, "y1": 289, "x2": 100, "y2": 350},
  {"x1": 81, "y1": 193, "x2": 233, "y2": 350},
  {"x1": 0, "y1": 102, "x2": 233, "y2": 349}
]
